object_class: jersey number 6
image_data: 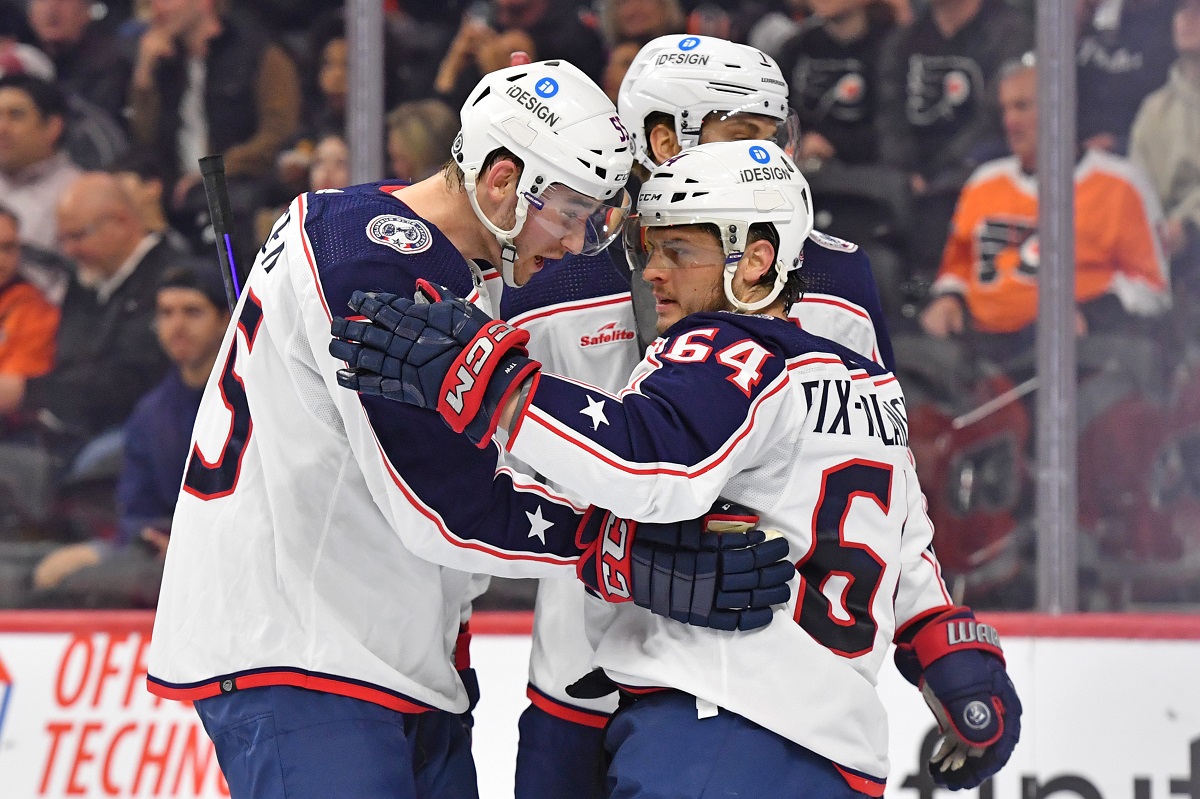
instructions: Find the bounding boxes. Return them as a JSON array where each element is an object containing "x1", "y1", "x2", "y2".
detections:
[{"x1": 794, "y1": 459, "x2": 890, "y2": 657}]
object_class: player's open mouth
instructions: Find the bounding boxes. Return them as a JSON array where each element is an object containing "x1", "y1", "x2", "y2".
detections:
[{"x1": 533, "y1": 256, "x2": 544, "y2": 270}]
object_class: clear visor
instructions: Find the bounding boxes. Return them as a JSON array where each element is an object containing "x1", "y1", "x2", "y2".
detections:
[
  {"x1": 524, "y1": 182, "x2": 632, "y2": 257},
  {"x1": 623, "y1": 214, "x2": 732, "y2": 273},
  {"x1": 701, "y1": 107, "x2": 801, "y2": 161}
]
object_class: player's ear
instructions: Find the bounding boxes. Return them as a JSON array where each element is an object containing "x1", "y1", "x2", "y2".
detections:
[
  {"x1": 739, "y1": 238, "x2": 776, "y2": 285},
  {"x1": 482, "y1": 158, "x2": 521, "y2": 203},
  {"x1": 648, "y1": 122, "x2": 681, "y2": 165}
]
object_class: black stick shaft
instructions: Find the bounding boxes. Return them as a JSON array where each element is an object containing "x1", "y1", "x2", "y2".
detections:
[{"x1": 198, "y1": 155, "x2": 243, "y2": 311}]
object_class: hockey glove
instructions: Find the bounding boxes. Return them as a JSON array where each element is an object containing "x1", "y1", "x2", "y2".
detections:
[
  {"x1": 330, "y1": 280, "x2": 541, "y2": 447},
  {"x1": 575, "y1": 499, "x2": 793, "y2": 631},
  {"x1": 894, "y1": 606, "x2": 1022, "y2": 789}
]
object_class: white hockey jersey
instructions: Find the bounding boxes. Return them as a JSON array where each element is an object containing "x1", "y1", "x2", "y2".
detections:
[
  {"x1": 505, "y1": 231, "x2": 900, "y2": 726},
  {"x1": 148, "y1": 184, "x2": 596, "y2": 715},
  {"x1": 504, "y1": 311, "x2": 952, "y2": 782}
]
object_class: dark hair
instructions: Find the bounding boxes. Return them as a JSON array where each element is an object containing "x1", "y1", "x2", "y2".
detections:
[
  {"x1": 158, "y1": 260, "x2": 229, "y2": 312},
  {"x1": 442, "y1": 146, "x2": 524, "y2": 191},
  {"x1": 0, "y1": 73, "x2": 67, "y2": 123},
  {"x1": 747, "y1": 222, "x2": 805, "y2": 310},
  {"x1": 0, "y1": 205, "x2": 18, "y2": 229}
]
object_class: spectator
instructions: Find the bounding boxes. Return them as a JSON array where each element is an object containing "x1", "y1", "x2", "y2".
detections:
[
  {"x1": 385, "y1": 99, "x2": 458, "y2": 183},
  {"x1": 1077, "y1": 0, "x2": 1177, "y2": 155},
  {"x1": 275, "y1": 12, "x2": 348, "y2": 198},
  {"x1": 0, "y1": 207, "x2": 59, "y2": 417},
  {"x1": 877, "y1": 0, "x2": 1033, "y2": 278},
  {"x1": 26, "y1": 0, "x2": 133, "y2": 127},
  {"x1": 26, "y1": 260, "x2": 228, "y2": 608},
  {"x1": 919, "y1": 56, "x2": 1170, "y2": 354},
  {"x1": 778, "y1": 0, "x2": 898, "y2": 165},
  {"x1": 494, "y1": 0, "x2": 606, "y2": 81},
  {"x1": 1129, "y1": 0, "x2": 1200, "y2": 279},
  {"x1": 602, "y1": 39, "x2": 643, "y2": 103},
  {"x1": 0, "y1": 74, "x2": 82, "y2": 254},
  {"x1": 308, "y1": 133, "x2": 348, "y2": 193},
  {"x1": 108, "y1": 151, "x2": 193, "y2": 254},
  {"x1": 598, "y1": 0, "x2": 686, "y2": 47},
  {"x1": 127, "y1": 0, "x2": 300, "y2": 222},
  {"x1": 747, "y1": 0, "x2": 808, "y2": 60},
  {"x1": 434, "y1": 14, "x2": 538, "y2": 109},
  {"x1": 19, "y1": 172, "x2": 177, "y2": 463}
]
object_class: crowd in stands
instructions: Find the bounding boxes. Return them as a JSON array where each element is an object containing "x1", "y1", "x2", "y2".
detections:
[{"x1": 0, "y1": 0, "x2": 1196, "y2": 610}]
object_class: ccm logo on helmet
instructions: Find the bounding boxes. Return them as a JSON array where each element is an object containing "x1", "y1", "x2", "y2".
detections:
[
  {"x1": 505, "y1": 85, "x2": 561, "y2": 128},
  {"x1": 443, "y1": 322, "x2": 521, "y2": 413}
]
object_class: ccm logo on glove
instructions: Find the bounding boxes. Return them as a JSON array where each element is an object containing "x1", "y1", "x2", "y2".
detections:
[{"x1": 444, "y1": 322, "x2": 522, "y2": 414}]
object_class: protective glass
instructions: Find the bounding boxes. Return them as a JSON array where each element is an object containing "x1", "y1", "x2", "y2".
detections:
[
  {"x1": 623, "y1": 215, "x2": 730, "y2": 273},
  {"x1": 1150, "y1": 427, "x2": 1200, "y2": 507},
  {"x1": 524, "y1": 182, "x2": 632, "y2": 256},
  {"x1": 701, "y1": 107, "x2": 801, "y2": 161}
]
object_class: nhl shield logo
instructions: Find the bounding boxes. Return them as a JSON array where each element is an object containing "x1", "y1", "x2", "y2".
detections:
[{"x1": 367, "y1": 215, "x2": 433, "y2": 255}]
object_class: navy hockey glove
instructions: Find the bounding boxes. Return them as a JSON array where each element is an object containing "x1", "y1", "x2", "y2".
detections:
[
  {"x1": 330, "y1": 279, "x2": 540, "y2": 447},
  {"x1": 575, "y1": 499, "x2": 793, "y2": 631},
  {"x1": 894, "y1": 606, "x2": 1022, "y2": 789}
]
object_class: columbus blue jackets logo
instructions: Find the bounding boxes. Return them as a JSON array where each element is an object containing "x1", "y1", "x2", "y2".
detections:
[{"x1": 367, "y1": 215, "x2": 432, "y2": 255}]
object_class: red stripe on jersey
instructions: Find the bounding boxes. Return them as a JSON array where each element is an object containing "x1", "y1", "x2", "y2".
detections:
[
  {"x1": 147, "y1": 670, "x2": 437, "y2": 714},
  {"x1": 297, "y1": 194, "x2": 330, "y2": 320},
  {"x1": 920, "y1": 550, "x2": 953, "y2": 605},
  {"x1": 368, "y1": 429, "x2": 578, "y2": 565},
  {"x1": 834, "y1": 764, "x2": 886, "y2": 796},
  {"x1": 799, "y1": 294, "x2": 871, "y2": 320},
  {"x1": 508, "y1": 293, "x2": 631, "y2": 327},
  {"x1": 526, "y1": 684, "x2": 610, "y2": 728},
  {"x1": 520, "y1": 371, "x2": 790, "y2": 478}
]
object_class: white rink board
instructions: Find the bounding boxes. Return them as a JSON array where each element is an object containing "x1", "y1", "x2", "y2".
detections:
[{"x1": 1, "y1": 623, "x2": 1199, "y2": 798}]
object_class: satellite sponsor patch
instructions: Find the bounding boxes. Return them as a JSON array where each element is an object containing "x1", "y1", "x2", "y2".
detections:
[{"x1": 367, "y1": 215, "x2": 433, "y2": 255}]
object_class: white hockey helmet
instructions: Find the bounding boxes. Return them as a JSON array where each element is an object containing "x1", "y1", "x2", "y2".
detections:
[
  {"x1": 454, "y1": 60, "x2": 634, "y2": 285},
  {"x1": 627, "y1": 140, "x2": 814, "y2": 312},
  {"x1": 617, "y1": 35, "x2": 795, "y2": 171}
]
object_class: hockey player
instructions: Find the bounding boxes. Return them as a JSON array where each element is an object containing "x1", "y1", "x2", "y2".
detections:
[
  {"x1": 332, "y1": 140, "x2": 1023, "y2": 794},
  {"x1": 146, "y1": 61, "x2": 794, "y2": 799},
  {"x1": 500, "y1": 35, "x2": 898, "y2": 799}
]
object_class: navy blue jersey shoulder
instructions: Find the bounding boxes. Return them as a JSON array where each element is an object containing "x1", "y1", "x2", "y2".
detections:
[
  {"x1": 675, "y1": 312, "x2": 890, "y2": 379},
  {"x1": 308, "y1": 183, "x2": 584, "y2": 562},
  {"x1": 800, "y1": 234, "x2": 895, "y2": 369},
  {"x1": 303, "y1": 182, "x2": 477, "y2": 317},
  {"x1": 500, "y1": 249, "x2": 630, "y2": 320}
]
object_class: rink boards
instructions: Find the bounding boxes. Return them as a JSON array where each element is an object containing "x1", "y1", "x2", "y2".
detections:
[{"x1": 0, "y1": 611, "x2": 1198, "y2": 798}]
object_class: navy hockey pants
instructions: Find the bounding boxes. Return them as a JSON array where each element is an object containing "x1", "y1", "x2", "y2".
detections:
[
  {"x1": 514, "y1": 700, "x2": 607, "y2": 799},
  {"x1": 194, "y1": 684, "x2": 478, "y2": 799},
  {"x1": 605, "y1": 691, "x2": 875, "y2": 799}
]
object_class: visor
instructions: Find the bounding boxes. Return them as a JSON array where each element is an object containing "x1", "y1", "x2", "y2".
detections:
[
  {"x1": 702, "y1": 107, "x2": 801, "y2": 161},
  {"x1": 623, "y1": 214, "x2": 731, "y2": 273},
  {"x1": 524, "y1": 183, "x2": 632, "y2": 257}
]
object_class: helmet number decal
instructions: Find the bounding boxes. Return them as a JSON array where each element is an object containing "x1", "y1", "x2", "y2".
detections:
[{"x1": 609, "y1": 115, "x2": 630, "y2": 143}]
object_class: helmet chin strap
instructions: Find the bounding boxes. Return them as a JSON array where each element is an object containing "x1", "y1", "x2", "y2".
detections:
[
  {"x1": 464, "y1": 171, "x2": 530, "y2": 288},
  {"x1": 724, "y1": 261, "x2": 787, "y2": 313}
]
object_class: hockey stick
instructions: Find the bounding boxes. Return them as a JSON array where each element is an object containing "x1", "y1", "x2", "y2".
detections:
[{"x1": 198, "y1": 155, "x2": 246, "y2": 311}]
